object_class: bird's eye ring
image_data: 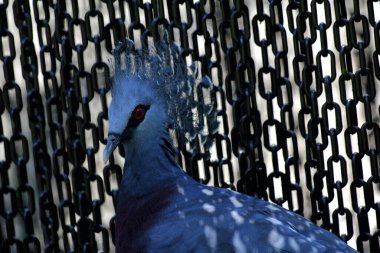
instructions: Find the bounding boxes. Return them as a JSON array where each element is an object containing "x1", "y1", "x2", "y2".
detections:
[{"x1": 134, "y1": 106, "x2": 146, "y2": 121}]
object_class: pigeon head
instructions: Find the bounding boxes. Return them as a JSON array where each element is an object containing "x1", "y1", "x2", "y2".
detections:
[
  {"x1": 103, "y1": 36, "x2": 218, "y2": 162},
  {"x1": 103, "y1": 76, "x2": 169, "y2": 162}
]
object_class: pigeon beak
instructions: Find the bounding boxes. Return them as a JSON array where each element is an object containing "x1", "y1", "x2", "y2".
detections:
[{"x1": 103, "y1": 133, "x2": 121, "y2": 162}]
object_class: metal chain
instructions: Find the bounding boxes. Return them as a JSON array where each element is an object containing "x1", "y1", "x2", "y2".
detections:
[{"x1": 1, "y1": 0, "x2": 380, "y2": 252}]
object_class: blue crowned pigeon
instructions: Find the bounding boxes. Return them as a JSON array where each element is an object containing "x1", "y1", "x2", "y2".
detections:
[{"x1": 103, "y1": 37, "x2": 358, "y2": 253}]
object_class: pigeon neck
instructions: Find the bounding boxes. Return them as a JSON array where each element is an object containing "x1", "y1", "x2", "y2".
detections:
[{"x1": 118, "y1": 130, "x2": 183, "y2": 199}]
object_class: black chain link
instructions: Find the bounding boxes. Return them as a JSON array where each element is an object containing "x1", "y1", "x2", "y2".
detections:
[{"x1": 1, "y1": 0, "x2": 380, "y2": 252}]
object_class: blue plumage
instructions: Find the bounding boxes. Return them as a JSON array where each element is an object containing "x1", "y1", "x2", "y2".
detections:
[
  {"x1": 110, "y1": 134, "x2": 356, "y2": 252},
  {"x1": 103, "y1": 38, "x2": 358, "y2": 253}
]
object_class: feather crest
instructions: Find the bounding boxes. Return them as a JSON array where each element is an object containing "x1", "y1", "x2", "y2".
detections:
[{"x1": 110, "y1": 35, "x2": 218, "y2": 150}]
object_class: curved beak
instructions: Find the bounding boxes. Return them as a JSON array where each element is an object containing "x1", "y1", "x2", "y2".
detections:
[{"x1": 103, "y1": 133, "x2": 121, "y2": 162}]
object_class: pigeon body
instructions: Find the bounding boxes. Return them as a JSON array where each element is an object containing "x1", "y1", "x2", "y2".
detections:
[{"x1": 104, "y1": 40, "x2": 358, "y2": 253}]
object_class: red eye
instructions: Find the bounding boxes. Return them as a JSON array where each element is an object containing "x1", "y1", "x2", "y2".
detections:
[
  {"x1": 134, "y1": 106, "x2": 146, "y2": 121},
  {"x1": 128, "y1": 105, "x2": 150, "y2": 128}
]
